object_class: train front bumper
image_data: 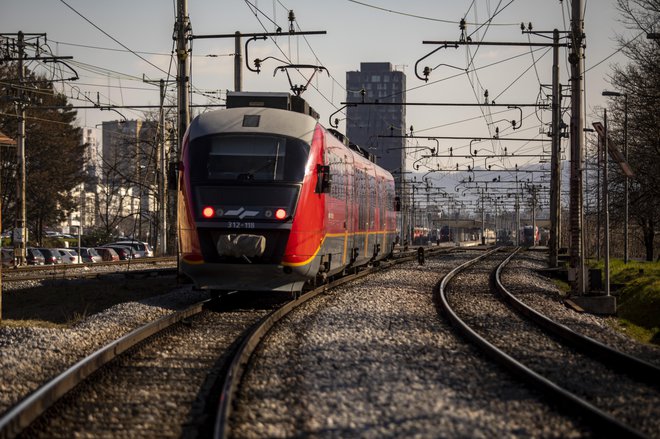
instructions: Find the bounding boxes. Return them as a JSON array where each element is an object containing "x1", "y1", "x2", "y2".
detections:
[{"x1": 181, "y1": 259, "x2": 315, "y2": 292}]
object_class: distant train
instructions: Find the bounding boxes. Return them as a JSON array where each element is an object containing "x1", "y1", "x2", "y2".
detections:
[
  {"x1": 439, "y1": 225, "x2": 453, "y2": 243},
  {"x1": 522, "y1": 225, "x2": 539, "y2": 246},
  {"x1": 178, "y1": 92, "x2": 398, "y2": 293},
  {"x1": 412, "y1": 227, "x2": 431, "y2": 245}
]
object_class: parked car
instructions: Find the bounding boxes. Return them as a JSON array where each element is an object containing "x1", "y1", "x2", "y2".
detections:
[
  {"x1": 78, "y1": 247, "x2": 102, "y2": 263},
  {"x1": 2, "y1": 248, "x2": 14, "y2": 267},
  {"x1": 56, "y1": 248, "x2": 81, "y2": 264},
  {"x1": 94, "y1": 247, "x2": 120, "y2": 262},
  {"x1": 101, "y1": 245, "x2": 134, "y2": 261},
  {"x1": 26, "y1": 247, "x2": 45, "y2": 265},
  {"x1": 37, "y1": 248, "x2": 63, "y2": 265},
  {"x1": 107, "y1": 240, "x2": 153, "y2": 258}
]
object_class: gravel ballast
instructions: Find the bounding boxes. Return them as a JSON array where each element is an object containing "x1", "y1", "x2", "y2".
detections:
[
  {"x1": 0, "y1": 284, "x2": 207, "y2": 416},
  {"x1": 2, "y1": 250, "x2": 657, "y2": 437},
  {"x1": 231, "y1": 255, "x2": 594, "y2": 438}
]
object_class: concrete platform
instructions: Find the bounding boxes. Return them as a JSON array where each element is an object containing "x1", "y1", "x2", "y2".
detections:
[{"x1": 569, "y1": 294, "x2": 617, "y2": 315}]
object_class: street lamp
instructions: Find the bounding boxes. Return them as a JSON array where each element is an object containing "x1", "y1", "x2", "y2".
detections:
[{"x1": 602, "y1": 90, "x2": 628, "y2": 263}]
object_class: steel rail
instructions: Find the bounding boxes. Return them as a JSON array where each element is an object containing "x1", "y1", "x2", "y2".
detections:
[
  {"x1": 1, "y1": 267, "x2": 176, "y2": 283},
  {"x1": 213, "y1": 246, "x2": 450, "y2": 438},
  {"x1": 436, "y1": 248, "x2": 647, "y2": 439},
  {"x1": 494, "y1": 249, "x2": 660, "y2": 387},
  {"x1": 0, "y1": 300, "x2": 208, "y2": 439},
  {"x1": 2, "y1": 257, "x2": 176, "y2": 282},
  {"x1": 2, "y1": 256, "x2": 175, "y2": 273},
  {"x1": 0, "y1": 245, "x2": 449, "y2": 439}
]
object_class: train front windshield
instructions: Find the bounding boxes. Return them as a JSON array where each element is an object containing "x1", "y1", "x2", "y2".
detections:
[{"x1": 190, "y1": 134, "x2": 310, "y2": 183}]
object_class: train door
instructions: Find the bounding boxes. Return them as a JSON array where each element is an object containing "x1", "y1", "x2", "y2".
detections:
[
  {"x1": 364, "y1": 167, "x2": 374, "y2": 258},
  {"x1": 344, "y1": 154, "x2": 353, "y2": 266},
  {"x1": 379, "y1": 175, "x2": 386, "y2": 256},
  {"x1": 355, "y1": 166, "x2": 366, "y2": 265}
]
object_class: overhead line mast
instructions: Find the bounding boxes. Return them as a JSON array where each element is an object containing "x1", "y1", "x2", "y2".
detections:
[
  {"x1": 174, "y1": 0, "x2": 191, "y2": 262},
  {"x1": 0, "y1": 31, "x2": 74, "y2": 266},
  {"x1": 568, "y1": 0, "x2": 587, "y2": 295},
  {"x1": 415, "y1": 22, "x2": 576, "y2": 275}
]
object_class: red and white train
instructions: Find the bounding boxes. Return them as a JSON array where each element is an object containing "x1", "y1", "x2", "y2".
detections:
[{"x1": 178, "y1": 92, "x2": 398, "y2": 293}]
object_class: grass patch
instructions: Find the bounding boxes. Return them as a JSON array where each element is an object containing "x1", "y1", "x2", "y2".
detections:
[
  {"x1": 589, "y1": 259, "x2": 660, "y2": 345},
  {"x1": 0, "y1": 319, "x2": 68, "y2": 329},
  {"x1": 552, "y1": 278, "x2": 571, "y2": 297}
]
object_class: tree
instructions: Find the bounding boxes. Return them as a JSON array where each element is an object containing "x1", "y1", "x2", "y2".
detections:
[
  {"x1": 95, "y1": 118, "x2": 160, "y2": 243},
  {"x1": 0, "y1": 63, "x2": 86, "y2": 245},
  {"x1": 605, "y1": 0, "x2": 660, "y2": 261}
]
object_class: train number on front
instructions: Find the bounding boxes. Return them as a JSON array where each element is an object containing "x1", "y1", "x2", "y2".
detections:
[{"x1": 228, "y1": 221, "x2": 255, "y2": 229}]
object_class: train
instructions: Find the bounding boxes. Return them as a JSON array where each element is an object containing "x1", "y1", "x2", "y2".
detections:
[
  {"x1": 177, "y1": 92, "x2": 398, "y2": 294},
  {"x1": 521, "y1": 225, "x2": 539, "y2": 246},
  {"x1": 439, "y1": 225, "x2": 453, "y2": 243},
  {"x1": 412, "y1": 227, "x2": 431, "y2": 245}
]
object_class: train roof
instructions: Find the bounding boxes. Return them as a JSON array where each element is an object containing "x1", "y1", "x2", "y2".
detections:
[
  {"x1": 326, "y1": 128, "x2": 375, "y2": 162},
  {"x1": 226, "y1": 91, "x2": 319, "y2": 120},
  {"x1": 188, "y1": 106, "x2": 318, "y2": 143},
  {"x1": 189, "y1": 91, "x2": 378, "y2": 166}
]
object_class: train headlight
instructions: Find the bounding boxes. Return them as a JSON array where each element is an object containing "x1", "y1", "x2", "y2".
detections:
[
  {"x1": 202, "y1": 206, "x2": 215, "y2": 218},
  {"x1": 275, "y1": 208, "x2": 287, "y2": 220}
]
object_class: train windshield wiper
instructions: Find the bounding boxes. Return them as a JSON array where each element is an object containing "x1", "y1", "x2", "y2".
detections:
[{"x1": 238, "y1": 159, "x2": 276, "y2": 181}]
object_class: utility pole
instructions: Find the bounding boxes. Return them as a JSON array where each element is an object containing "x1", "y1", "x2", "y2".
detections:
[
  {"x1": 481, "y1": 188, "x2": 485, "y2": 245},
  {"x1": 175, "y1": 0, "x2": 191, "y2": 259},
  {"x1": 176, "y1": 0, "x2": 190, "y2": 154},
  {"x1": 516, "y1": 183, "x2": 521, "y2": 246},
  {"x1": 234, "y1": 32, "x2": 243, "y2": 91},
  {"x1": 569, "y1": 0, "x2": 586, "y2": 294},
  {"x1": 158, "y1": 79, "x2": 168, "y2": 256},
  {"x1": 597, "y1": 129, "x2": 602, "y2": 261},
  {"x1": 1, "y1": 31, "x2": 73, "y2": 265},
  {"x1": 603, "y1": 110, "x2": 610, "y2": 296},
  {"x1": 16, "y1": 32, "x2": 26, "y2": 266},
  {"x1": 623, "y1": 95, "x2": 628, "y2": 263},
  {"x1": 530, "y1": 184, "x2": 538, "y2": 247},
  {"x1": 143, "y1": 77, "x2": 175, "y2": 256},
  {"x1": 549, "y1": 29, "x2": 562, "y2": 267}
]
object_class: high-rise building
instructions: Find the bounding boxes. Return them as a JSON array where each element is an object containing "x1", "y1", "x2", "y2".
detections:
[
  {"x1": 102, "y1": 120, "x2": 157, "y2": 180},
  {"x1": 62, "y1": 128, "x2": 102, "y2": 233},
  {"x1": 101, "y1": 120, "x2": 159, "y2": 240},
  {"x1": 82, "y1": 127, "x2": 102, "y2": 181},
  {"x1": 345, "y1": 62, "x2": 406, "y2": 175},
  {"x1": 80, "y1": 128, "x2": 101, "y2": 230}
]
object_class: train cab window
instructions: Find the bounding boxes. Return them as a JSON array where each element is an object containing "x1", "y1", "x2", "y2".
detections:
[{"x1": 190, "y1": 134, "x2": 310, "y2": 183}]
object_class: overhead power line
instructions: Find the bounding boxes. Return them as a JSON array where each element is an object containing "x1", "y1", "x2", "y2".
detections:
[
  {"x1": 346, "y1": 0, "x2": 519, "y2": 26},
  {"x1": 50, "y1": 39, "x2": 233, "y2": 58},
  {"x1": 58, "y1": 0, "x2": 170, "y2": 77}
]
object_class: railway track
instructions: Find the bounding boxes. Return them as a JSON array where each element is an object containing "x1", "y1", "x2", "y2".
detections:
[
  {"x1": 437, "y1": 247, "x2": 660, "y2": 438},
  {"x1": 0, "y1": 246, "x2": 448, "y2": 438},
  {"x1": 1, "y1": 257, "x2": 176, "y2": 283}
]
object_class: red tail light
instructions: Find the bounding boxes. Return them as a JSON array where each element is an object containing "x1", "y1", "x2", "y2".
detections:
[
  {"x1": 275, "y1": 208, "x2": 287, "y2": 220},
  {"x1": 202, "y1": 206, "x2": 215, "y2": 218}
]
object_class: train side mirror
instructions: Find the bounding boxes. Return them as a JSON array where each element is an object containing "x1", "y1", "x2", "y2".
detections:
[
  {"x1": 315, "y1": 164, "x2": 331, "y2": 194},
  {"x1": 394, "y1": 196, "x2": 401, "y2": 212}
]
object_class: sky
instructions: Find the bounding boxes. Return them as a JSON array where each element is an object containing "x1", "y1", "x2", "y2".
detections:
[{"x1": 1, "y1": 0, "x2": 638, "y2": 199}]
